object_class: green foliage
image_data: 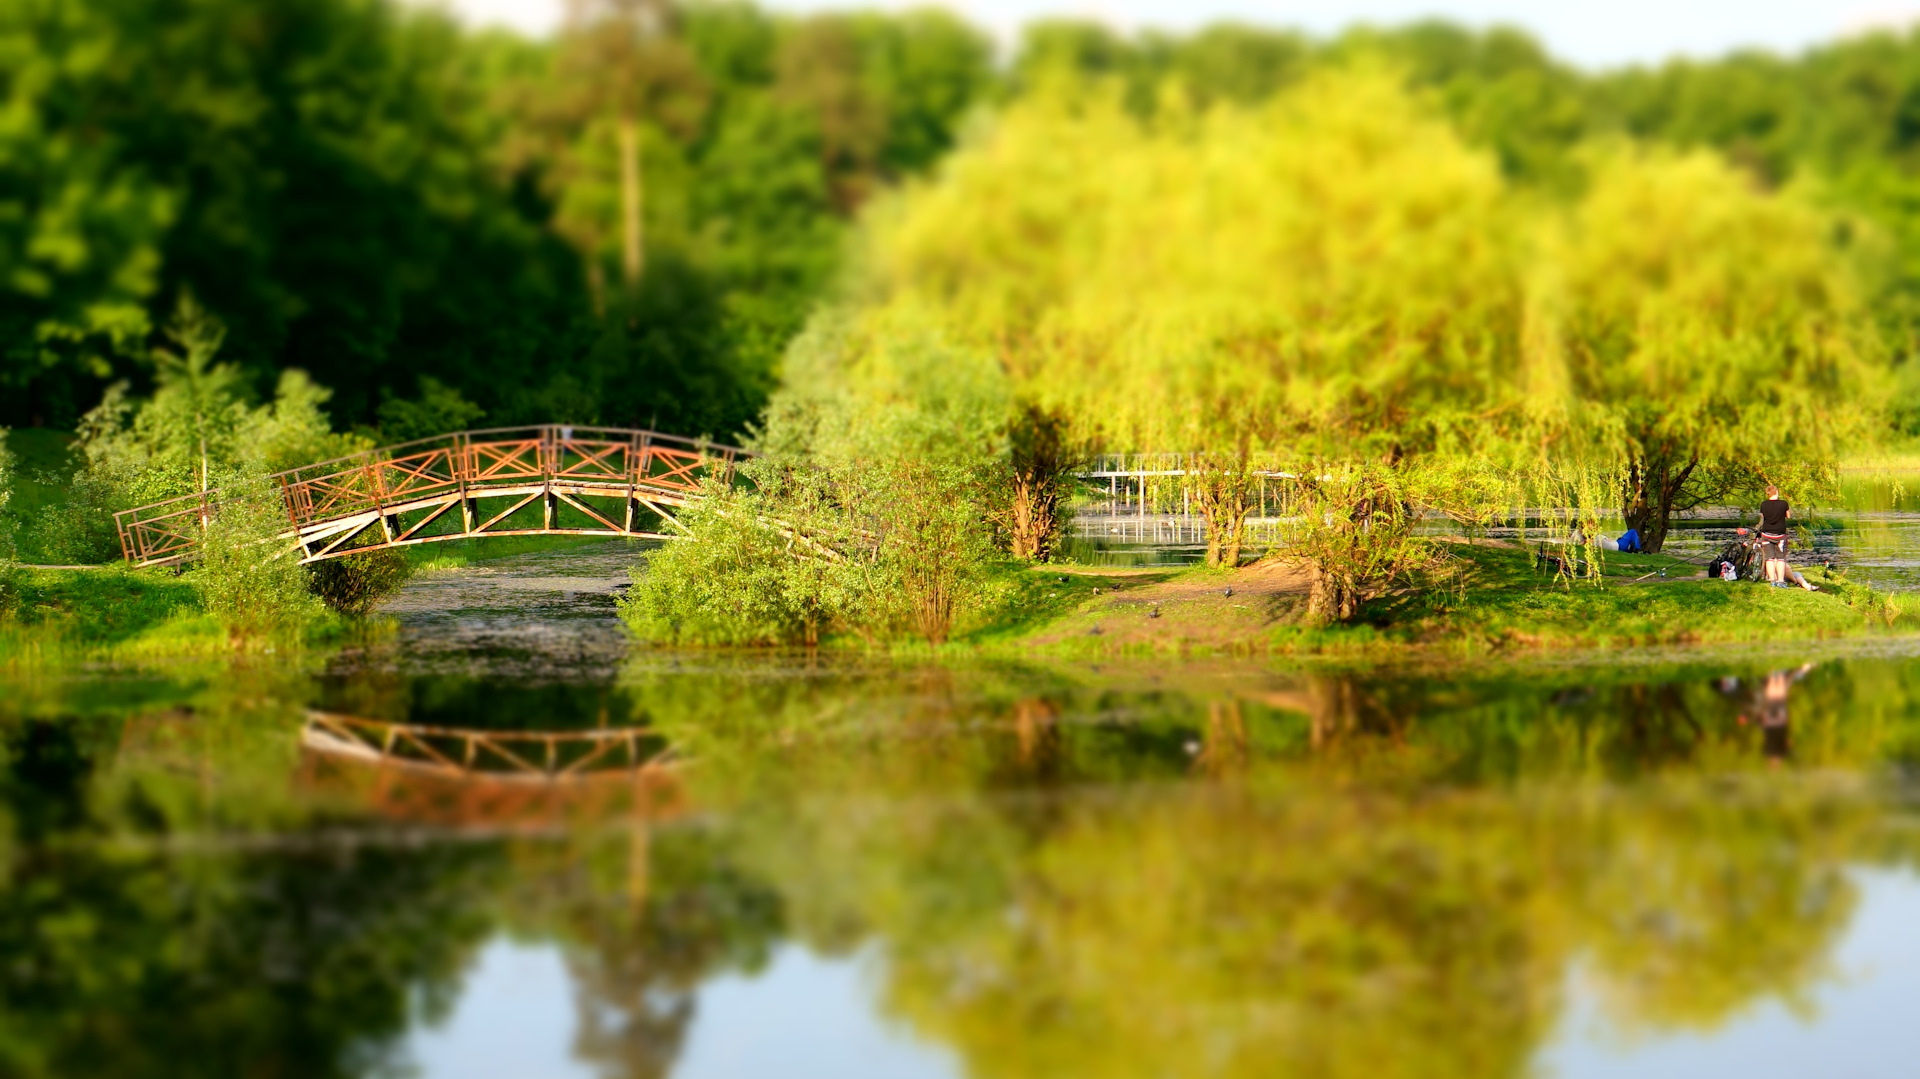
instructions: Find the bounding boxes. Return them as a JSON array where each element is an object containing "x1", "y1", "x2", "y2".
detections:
[
  {"x1": 375, "y1": 376, "x2": 485, "y2": 444},
  {"x1": 189, "y1": 478, "x2": 324, "y2": 640},
  {"x1": 840, "y1": 62, "x2": 1887, "y2": 601},
  {"x1": 620, "y1": 485, "x2": 858, "y2": 646},
  {"x1": 0, "y1": 428, "x2": 12, "y2": 561},
  {"x1": 873, "y1": 69, "x2": 1522, "y2": 445},
  {"x1": 624, "y1": 317, "x2": 1009, "y2": 646},
  {"x1": 25, "y1": 301, "x2": 367, "y2": 563},
  {"x1": 1282, "y1": 462, "x2": 1459, "y2": 624},
  {"x1": 1533, "y1": 147, "x2": 1878, "y2": 550},
  {"x1": 306, "y1": 549, "x2": 411, "y2": 616},
  {"x1": 2, "y1": 0, "x2": 993, "y2": 443}
]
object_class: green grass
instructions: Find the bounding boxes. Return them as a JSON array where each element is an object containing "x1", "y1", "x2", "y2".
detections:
[
  {"x1": 1345, "y1": 546, "x2": 1905, "y2": 654},
  {"x1": 3, "y1": 427, "x2": 78, "y2": 562},
  {"x1": 5, "y1": 566, "x2": 200, "y2": 644},
  {"x1": 405, "y1": 533, "x2": 643, "y2": 572},
  {"x1": 959, "y1": 544, "x2": 1919, "y2": 659},
  {"x1": 958, "y1": 562, "x2": 1179, "y2": 644},
  {"x1": 0, "y1": 564, "x2": 357, "y2": 668}
]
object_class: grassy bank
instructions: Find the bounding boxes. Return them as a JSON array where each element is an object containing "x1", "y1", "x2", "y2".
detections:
[
  {"x1": 2, "y1": 534, "x2": 630, "y2": 668},
  {"x1": 948, "y1": 544, "x2": 1917, "y2": 658},
  {"x1": 2, "y1": 565, "x2": 243, "y2": 666},
  {"x1": 0, "y1": 563, "x2": 363, "y2": 667}
]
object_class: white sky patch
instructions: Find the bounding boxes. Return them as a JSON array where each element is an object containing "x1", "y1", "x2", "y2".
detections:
[{"x1": 412, "y1": 0, "x2": 1920, "y2": 69}]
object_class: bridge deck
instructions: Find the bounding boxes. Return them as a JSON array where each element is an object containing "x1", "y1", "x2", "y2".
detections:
[{"x1": 114, "y1": 424, "x2": 748, "y2": 567}]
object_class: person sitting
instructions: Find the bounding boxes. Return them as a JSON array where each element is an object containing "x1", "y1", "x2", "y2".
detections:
[{"x1": 1754, "y1": 484, "x2": 1816, "y2": 591}]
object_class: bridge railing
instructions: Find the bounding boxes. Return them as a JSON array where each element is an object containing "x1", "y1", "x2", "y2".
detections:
[{"x1": 114, "y1": 424, "x2": 750, "y2": 566}]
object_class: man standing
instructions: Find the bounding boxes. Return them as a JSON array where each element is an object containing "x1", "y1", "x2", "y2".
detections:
[{"x1": 1755, "y1": 484, "x2": 1793, "y2": 587}]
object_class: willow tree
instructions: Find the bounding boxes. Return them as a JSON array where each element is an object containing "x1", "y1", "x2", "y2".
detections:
[
  {"x1": 1535, "y1": 150, "x2": 1881, "y2": 551},
  {"x1": 863, "y1": 69, "x2": 1525, "y2": 574}
]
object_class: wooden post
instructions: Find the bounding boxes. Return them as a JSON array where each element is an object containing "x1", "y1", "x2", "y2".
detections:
[
  {"x1": 456, "y1": 434, "x2": 475, "y2": 537},
  {"x1": 625, "y1": 431, "x2": 641, "y2": 534},
  {"x1": 366, "y1": 462, "x2": 393, "y2": 544},
  {"x1": 541, "y1": 425, "x2": 556, "y2": 530},
  {"x1": 278, "y1": 475, "x2": 299, "y2": 533}
]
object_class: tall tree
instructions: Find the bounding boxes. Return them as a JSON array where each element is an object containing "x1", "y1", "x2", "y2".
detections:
[
  {"x1": 544, "y1": 0, "x2": 708, "y2": 308},
  {"x1": 1537, "y1": 149, "x2": 1877, "y2": 551}
]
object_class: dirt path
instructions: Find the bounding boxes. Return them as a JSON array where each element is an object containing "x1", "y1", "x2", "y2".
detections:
[{"x1": 1029, "y1": 559, "x2": 1313, "y2": 648}]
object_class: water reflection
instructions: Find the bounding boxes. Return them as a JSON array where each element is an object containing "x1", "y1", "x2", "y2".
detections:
[
  {"x1": 7, "y1": 640, "x2": 1920, "y2": 1075},
  {"x1": 1721, "y1": 663, "x2": 1819, "y2": 765}
]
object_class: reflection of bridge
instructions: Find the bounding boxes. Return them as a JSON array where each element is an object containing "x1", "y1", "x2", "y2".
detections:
[
  {"x1": 300, "y1": 710, "x2": 677, "y2": 780},
  {"x1": 298, "y1": 710, "x2": 684, "y2": 829},
  {"x1": 114, "y1": 424, "x2": 749, "y2": 567}
]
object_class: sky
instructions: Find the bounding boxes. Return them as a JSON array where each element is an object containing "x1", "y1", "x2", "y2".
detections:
[{"x1": 427, "y1": 0, "x2": 1920, "y2": 69}]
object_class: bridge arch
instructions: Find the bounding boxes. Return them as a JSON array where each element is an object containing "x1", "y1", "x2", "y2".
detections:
[{"x1": 113, "y1": 424, "x2": 749, "y2": 568}]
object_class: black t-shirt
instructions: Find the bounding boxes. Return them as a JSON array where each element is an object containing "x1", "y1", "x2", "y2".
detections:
[{"x1": 1759, "y1": 499, "x2": 1790, "y2": 535}]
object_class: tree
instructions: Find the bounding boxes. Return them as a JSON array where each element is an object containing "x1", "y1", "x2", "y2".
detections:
[
  {"x1": 540, "y1": 0, "x2": 708, "y2": 307},
  {"x1": 862, "y1": 70, "x2": 1522, "y2": 575},
  {"x1": 0, "y1": 0, "x2": 595, "y2": 430},
  {"x1": 0, "y1": 0, "x2": 174, "y2": 425},
  {"x1": 1539, "y1": 149, "x2": 1878, "y2": 550},
  {"x1": 994, "y1": 403, "x2": 1079, "y2": 562}
]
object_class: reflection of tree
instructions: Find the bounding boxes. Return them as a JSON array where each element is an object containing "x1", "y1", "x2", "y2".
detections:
[
  {"x1": 3, "y1": 653, "x2": 1901, "y2": 1078},
  {"x1": 861, "y1": 786, "x2": 1555, "y2": 1079},
  {"x1": 750, "y1": 772, "x2": 1873, "y2": 1079},
  {"x1": 0, "y1": 672, "x2": 789, "y2": 1079},
  {"x1": 646, "y1": 663, "x2": 1895, "y2": 1079},
  {"x1": 492, "y1": 826, "x2": 785, "y2": 1079},
  {"x1": 0, "y1": 840, "x2": 502, "y2": 1078},
  {"x1": 1567, "y1": 783, "x2": 1860, "y2": 1031}
]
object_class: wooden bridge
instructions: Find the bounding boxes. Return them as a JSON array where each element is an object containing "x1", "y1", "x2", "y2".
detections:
[{"x1": 114, "y1": 424, "x2": 748, "y2": 567}]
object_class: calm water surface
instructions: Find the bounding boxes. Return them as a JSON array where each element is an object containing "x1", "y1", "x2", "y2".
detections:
[{"x1": 7, "y1": 542, "x2": 1920, "y2": 1077}]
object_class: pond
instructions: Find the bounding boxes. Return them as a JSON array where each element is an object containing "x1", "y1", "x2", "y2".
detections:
[{"x1": 5, "y1": 542, "x2": 1920, "y2": 1077}]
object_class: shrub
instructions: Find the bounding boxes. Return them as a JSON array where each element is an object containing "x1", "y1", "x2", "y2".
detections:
[
  {"x1": 620, "y1": 487, "x2": 853, "y2": 645},
  {"x1": 191, "y1": 478, "x2": 325, "y2": 640},
  {"x1": 0, "y1": 561, "x2": 18, "y2": 622},
  {"x1": 0, "y1": 428, "x2": 13, "y2": 562},
  {"x1": 307, "y1": 549, "x2": 412, "y2": 615},
  {"x1": 30, "y1": 300, "x2": 368, "y2": 565}
]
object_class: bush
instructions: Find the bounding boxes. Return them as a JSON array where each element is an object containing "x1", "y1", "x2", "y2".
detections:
[
  {"x1": 621, "y1": 318, "x2": 1015, "y2": 647},
  {"x1": 0, "y1": 427, "x2": 13, "y2": 564},
  {"x1": 620, "y1": 486, "x2": 854, "y2": 645},
  {"x1": 191, "y1": 478, "x2": 325, "y2": 640},
  {"x1": 307, "y1": 549, "x2": 412, "y2": 615},
  {"x1": 0, "y1": 561, "x2": 19, "y2": 622}
]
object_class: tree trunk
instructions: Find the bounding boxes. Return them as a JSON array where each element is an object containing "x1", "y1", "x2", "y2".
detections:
[
  {"x1": 1223, "y1": 511, "x2": 1246, "y2": 569},
  {"x1": 1307, "y1": 562, "x2": 1359, "y2": 624},
  {"x1": 618, "y1": 115, "x2": 644, "y2": 297},
  {"x1": 1004, "y1": 405, "x2": 1071, "y2": 562},
  {"x1": 1620, "y1": 453, "x2": 1697, "y2": 554},
  {"x1": 1005, "y1": 471, "x2": 1062, "y2": 562},
  {"x1": 585, "y1": 259, "x2": 606, "y2": 317},
  {"x1": 1194, "y1": 466, "x2": 1253, "y2": 568}
]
